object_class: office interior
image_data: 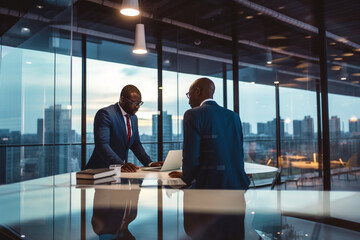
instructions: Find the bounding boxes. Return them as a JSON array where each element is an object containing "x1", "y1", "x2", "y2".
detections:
[{"x1": 0, "y1": 0, "x2": 360, "y2": 239}]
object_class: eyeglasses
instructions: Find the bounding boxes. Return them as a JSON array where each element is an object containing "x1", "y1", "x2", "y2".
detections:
[
  {"x1": 124, "y1": 97, "x2": 144, "y2": 107},
  {"x1": 186, "y1": 92, "x2": 190, "y2": 99}
]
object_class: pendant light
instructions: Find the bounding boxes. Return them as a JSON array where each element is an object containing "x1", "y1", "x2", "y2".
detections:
[
  {"x1": 120, "y1": 0, "x2": 140, "y2": 16},
  {"x1": 133, "y1": 23, "x2": 147, "y2": 54}
]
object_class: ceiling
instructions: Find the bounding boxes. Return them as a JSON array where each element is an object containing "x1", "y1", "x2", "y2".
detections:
[{"x1": 1, "y1": 0, "x2": 360, "y2": 96}]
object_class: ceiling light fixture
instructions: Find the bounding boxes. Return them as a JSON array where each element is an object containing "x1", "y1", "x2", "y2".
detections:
[
  {"x1": 266, "y1": 49, "x2": 272, "y2": 64},
  {"x1": 120, "y1": 0, "x2": 140, "y2": 16},
  {"x1": 133, "y1": 23, "x2": 147, "y2": 54},
  {"x1": 340, "y1": 66, "x2": 347, "y2": 80}
]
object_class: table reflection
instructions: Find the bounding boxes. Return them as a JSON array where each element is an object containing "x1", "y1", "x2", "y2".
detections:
[
  {"x1": 183, "y1": 191, "x2": 246, "y2": 240},
  {"x1": 92, "y1": 187, "x2": 140, "y2": 240}
]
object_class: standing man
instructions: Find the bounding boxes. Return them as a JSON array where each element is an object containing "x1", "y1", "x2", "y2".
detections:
[
  {"x1": 169, "y1": 78, "x2": 250, "y2": 189},
  {"x1": 86, "y1": 85, "x2": 162, "y2": 172}
]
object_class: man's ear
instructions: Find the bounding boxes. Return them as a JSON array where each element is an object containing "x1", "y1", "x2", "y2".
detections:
[{"x1": 194, "y1": 87, "x2": 201, "y2": 96}]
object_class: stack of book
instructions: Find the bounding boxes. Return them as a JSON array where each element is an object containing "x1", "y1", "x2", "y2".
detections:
[{"x1": 76, "y1": 168, "x2": 116, "y2": 185}]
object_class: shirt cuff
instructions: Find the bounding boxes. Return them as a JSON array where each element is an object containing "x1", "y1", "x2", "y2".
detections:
[{"x1": 148, "y1": 162, "x2": 153, "y2": 167}]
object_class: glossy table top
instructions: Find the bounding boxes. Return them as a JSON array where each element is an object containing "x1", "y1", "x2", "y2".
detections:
[{"x1": 0, "y1": 174, "x2": 359, "y2": 240}]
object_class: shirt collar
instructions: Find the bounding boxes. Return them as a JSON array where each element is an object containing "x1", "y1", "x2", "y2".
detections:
[
  {"x1": 118, "y1": 102, "x2": 128, "y2": 116},
  {"x1": 200, "y1": 98, "x2": 215, "y2": 106}
]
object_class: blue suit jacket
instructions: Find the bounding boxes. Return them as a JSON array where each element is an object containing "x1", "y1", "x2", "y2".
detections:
[
  {"x1": 181, "y1": 101, "x2": 250, "y2": 189},
  {"x1": 86, "y1": 103, "x2": 152, "y2": 169}
]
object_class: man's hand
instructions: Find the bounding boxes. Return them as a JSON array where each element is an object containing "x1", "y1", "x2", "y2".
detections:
[
  {"x1": 121, "y1": 163, "x2": 139, "y2": 172},
  {"x1": 150, "y1": 161, "x2": 164, "y2": 167},
  {"x1": 168, "y1": 171, "x2": 183, "y2": 178}
]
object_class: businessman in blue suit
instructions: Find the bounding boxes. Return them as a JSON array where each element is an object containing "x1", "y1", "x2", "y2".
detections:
[
  {"x1": 169, "y1": 78, "x2": 250, "y2": 189},
  {"x1": 86, "y1": 85, "x2": 162, "y2": 172}
]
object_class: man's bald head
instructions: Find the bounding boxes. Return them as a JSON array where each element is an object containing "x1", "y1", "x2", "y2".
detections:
[
  {"x1": 190, "y1": 77, "x2": 215, "y2": 99},
  {"x1": 188, "y1": 77, "x2": 216, "y2": 108}
]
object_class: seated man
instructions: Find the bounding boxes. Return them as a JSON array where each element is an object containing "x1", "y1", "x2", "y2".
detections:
[
  {"x1": 169, "y1": 78, "x2": 250, "y2": 189},
  {"x1": 86, "y1": 85, "x2": 162, "y2": 172}
]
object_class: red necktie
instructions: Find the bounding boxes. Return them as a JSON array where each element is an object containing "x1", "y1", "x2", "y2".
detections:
[{"x1": 125, "y1": 114, "x2": 131, "y2": 143}]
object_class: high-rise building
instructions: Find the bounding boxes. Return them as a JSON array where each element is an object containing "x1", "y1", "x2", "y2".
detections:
[
  {"x1": 293, "y1": 120, "x2": 302, "y2": 138},
  {"x1": 152, "y1": 111, "x2": 172, "y2": 161},
  {"x1": 43, "y1": 105, "x2": 71, "y2": 177},
  {"x1": 1, "y1": 131, "x2": 21, "y2": 184},
  {"x1": 37, "y1": 118, "x2": 44, "y2": 143},
  {"x1": 301, "y1": 116, "x2": 314, "y2": 139},
  {"x1": 257, "y1": 122, "x2": 266, "y2": 135},
  {"x1": 242, "y1": 122, "x2": 251, "y2": 136},
  {"x1": 330, "y1": 116, "x2": 341, "y2": 138},
  {"x1": 349, "y1": 118, "x2": 359, "y2": 136},
  {"x1": 0, "y1": 129, "x2": 10, "y2": 184}
]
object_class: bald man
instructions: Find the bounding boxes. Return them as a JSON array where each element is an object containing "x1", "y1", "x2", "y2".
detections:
[
  {"x1": 86, "y1": 85, "x2": 162, "y2": 172},
  {"x1": 169, "y1": 78, "x2": 250, "y2": 189}
]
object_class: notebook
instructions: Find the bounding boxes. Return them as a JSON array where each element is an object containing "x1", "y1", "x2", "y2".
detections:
[{"x1": 142, "y1": 150, "x2": 182, "y2": 172}]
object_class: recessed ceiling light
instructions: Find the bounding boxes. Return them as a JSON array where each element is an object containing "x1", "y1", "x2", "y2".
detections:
[
  {"x1": 37, "y1": 5, "x2": 43, "y2": 9},
  {"x1": 25, "y1": 61, "x2": 32, "y2": 64},
  {"x1": 257, "y1": 12, "x2": 263, "y2": 15},
  {"x1": 331, "y1": 66, "x2": 341, "y2": 71},
  {"x1": 246, "y1": 15, "x2": 253, "y2": 19},
  {"x1": 268, "y1": 35, "x2": 287, "y2": 40},
  {"x1": 341, "y1": 77, "x2": 347, "y2": 81},
  {"x1": 334, "y1": 57, "x2": 343, "y2": 61},
  {"x1": 342, "y1": 53, "x2": 354, "y2": 57},
  {"x1": 274, "y1": 81, "x2": 279, "y2": 84},
  {"x1": 305, "y1": 35, "x2": 311, "y2": 39},
  {"x1": 21, "y1": 27, "x2": 30, "y2": 33},
  {"x1": 354, "y1": 48, "x2": 360, "y2": 52},
  {"x1": 330, "y1": 54, "x2": 337, "y2": 57},
  {"x1": 352, "y1": 73, "x2": 360, "y2": 76},
  {"x1": 278, "y1": 6, "x2": 285, "y2": 10},
  {"x1": 329, "y1": 42, "x2": 336, "y2": 45},
  {"x1": 294, "y1": 77, "x2": 310, "y2": 82},
  {"x1": 266, "y1": 61, "x2": 272, "y2": 64},
  {"x1": 336, "y1": 37, "x2": 348, "y2": 43},
  {"x1": 296, "y1": 62, "x2": 309, "y2": 69},
  {"x1": 352, "y1": 80, "x2": 360, "y2": 84}
]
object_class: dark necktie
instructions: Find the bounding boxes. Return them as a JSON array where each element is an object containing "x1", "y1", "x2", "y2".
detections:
[{"x1": 125, "y1": 114, "x2": 131, "y2": 143}]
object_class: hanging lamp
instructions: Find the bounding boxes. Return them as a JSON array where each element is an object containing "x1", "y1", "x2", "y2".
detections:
[
  {"x1": 120, "y1": 0, "x2": 140, "y2": 16},
  {"x1": 133, "y1": 23, "x2": 147, "y2": 54}
]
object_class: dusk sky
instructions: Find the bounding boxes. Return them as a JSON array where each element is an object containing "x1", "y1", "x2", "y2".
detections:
[{"x1": 1, "y1": 47, "x2": 359, "y2": 136}]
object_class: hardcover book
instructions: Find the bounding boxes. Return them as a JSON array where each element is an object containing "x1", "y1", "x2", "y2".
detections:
[
  {"x1": 76, "y1": 168, "x2": 115, "y2": 179},
  {"x1": 76, "y1": 176, "x2": 116, "y2": 185}
]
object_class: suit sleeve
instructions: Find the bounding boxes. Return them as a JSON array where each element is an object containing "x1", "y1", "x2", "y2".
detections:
[
  {"x1": 181, "y1": 110, "x2": 201, "y2": 185},
  {"x1": 94, "y1": 109, "x2": 124, "y2": 165},
  {"x1": 130, "y1": 116, "x2": 152, "y2": 166}
]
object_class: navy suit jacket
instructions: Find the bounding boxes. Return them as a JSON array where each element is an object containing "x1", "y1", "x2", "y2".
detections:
[
  {"x1": 181, "y1": 101, "x2": 250, "y2": 189},
  {"x1": 86, "y1": 103, "x2": 152, "y2": 169}
]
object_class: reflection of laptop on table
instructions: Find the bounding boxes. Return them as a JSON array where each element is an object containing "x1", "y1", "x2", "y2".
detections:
[{"x1": 142, "y1": 150, "x2": 182, "y2": 172}]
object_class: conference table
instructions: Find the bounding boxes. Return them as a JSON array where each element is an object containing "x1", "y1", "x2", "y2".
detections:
[{"x1": 1, "y1": 165, "x2": 359, "y2": 240}]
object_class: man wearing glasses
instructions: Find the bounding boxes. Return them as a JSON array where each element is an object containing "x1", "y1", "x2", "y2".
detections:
[
  {"x1": 169, "y1": 78, "x2": 250, "y2": 189},
  {"x1": 86, "y1": 85, "x2": 162, "y2": 172}
]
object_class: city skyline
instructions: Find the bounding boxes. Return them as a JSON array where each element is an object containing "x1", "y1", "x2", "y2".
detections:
[{"x1": 0, "y1": 47, "x2": 359, "y2": 136}]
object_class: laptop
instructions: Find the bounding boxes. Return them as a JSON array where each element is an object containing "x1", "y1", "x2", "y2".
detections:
[{"x1": 142, "y1": 150, "x2": 182, "y2": 172}]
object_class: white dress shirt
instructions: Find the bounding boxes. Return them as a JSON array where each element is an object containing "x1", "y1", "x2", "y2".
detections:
[{"x1": 200, "y1": 98, "x2": 215, "y2": 106}]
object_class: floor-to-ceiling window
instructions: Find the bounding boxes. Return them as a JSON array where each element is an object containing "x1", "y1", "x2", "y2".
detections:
[{"x1": 86, "y1": 40, "x2": 158, "y2": 166}]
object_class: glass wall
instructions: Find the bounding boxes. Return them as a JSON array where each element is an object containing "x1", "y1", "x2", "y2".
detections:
[
  {"x1": 86, "y1": 40, "x2": 158, "y2": 165},
  {"x1": 0, "y1": 2, "x2": 78, "y2": 185}
]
